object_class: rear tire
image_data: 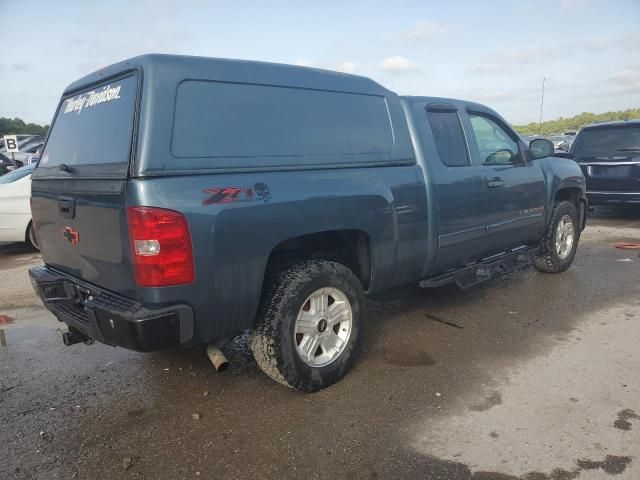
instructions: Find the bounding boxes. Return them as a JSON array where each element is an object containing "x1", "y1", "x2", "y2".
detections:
[
  {"x1": 251, "y1": 259, "x2": 365, "y2": 392},
  {"x1": 26, "y1": 222, "x2": 39, "y2": 250},
  {"x1": 534, "y1": 201, "x2": 579, "y2": 273}
]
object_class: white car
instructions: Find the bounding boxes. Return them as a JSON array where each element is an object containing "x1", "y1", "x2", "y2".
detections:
[{"x1": 0, "y1": 164, "x2": 38, "y2": 249}]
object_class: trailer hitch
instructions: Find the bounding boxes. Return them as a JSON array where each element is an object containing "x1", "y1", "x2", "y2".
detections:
[{"x1": 62, "y1": 328, "x2": 94, "y2": 346}]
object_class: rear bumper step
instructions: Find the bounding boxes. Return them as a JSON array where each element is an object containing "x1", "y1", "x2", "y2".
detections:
[
  {"x1": 29, "y1": 265, "x2": 193, "y2": 352},
  {"x1": 419, "y1": 246, "x2": 538, "y2": 290}
]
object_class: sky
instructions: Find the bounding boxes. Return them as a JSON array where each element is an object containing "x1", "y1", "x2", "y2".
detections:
[{"x1": 1, "y1": 0, "x2": 639, "y2": 125}]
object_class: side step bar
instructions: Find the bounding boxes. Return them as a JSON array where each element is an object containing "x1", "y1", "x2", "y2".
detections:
[{"x1": 419, "y1": 246, "x2": 538, "y2": 290}]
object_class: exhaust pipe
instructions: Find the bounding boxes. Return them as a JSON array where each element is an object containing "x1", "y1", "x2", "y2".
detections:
[{"x1": 206, "y1": 341, "x2": 229, "y2": 372}]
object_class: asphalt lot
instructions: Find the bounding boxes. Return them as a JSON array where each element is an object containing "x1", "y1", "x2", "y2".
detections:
[{"x1": 1, "y1": 207, "x2": 639, "y2": 480}]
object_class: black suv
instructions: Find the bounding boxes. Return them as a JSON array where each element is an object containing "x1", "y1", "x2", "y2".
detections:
[{"x1": 566, "y1": 120, "x2": 640, "y2": 206}]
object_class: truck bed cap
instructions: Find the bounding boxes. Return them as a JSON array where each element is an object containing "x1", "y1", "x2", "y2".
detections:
[{"x1": 64, "y1": 54, "x2": 392, "y2": 97}]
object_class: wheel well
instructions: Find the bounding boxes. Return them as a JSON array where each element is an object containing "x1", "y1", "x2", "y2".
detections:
[
  {"x1": 265, "y1": 230, "x2": 372, "y2": 289},
  {"x1": 554, "y1": 187, "x2": 582, "y2": 207}
]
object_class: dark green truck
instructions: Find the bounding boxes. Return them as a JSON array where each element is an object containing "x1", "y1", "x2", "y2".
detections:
[{"x1": 29, "y1": 55, "x2": 587, "y2": 391}]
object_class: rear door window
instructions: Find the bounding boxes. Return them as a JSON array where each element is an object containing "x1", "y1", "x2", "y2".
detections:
[
  {"x1": 426, "y1": 110, "x2": 470, "y2": 167},
  {"x1": 36, "y1": 75, "x2": 138, "y2": 177}
]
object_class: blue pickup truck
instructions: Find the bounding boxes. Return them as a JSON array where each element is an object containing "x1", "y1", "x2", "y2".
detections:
[{"x1": 29, "y1": 54, "x2": 586, "y2": 391}]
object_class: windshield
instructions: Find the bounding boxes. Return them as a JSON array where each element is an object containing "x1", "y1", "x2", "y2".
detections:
[
  {"x1": 573, "y1": 125, "x2": 640, "y2": 158},
  {"x1": 0, "y1": 164, "x2": 34, "y2": 184},
  {"x1": 37, "y1": 75, "x2": 137, "y2": 174}
]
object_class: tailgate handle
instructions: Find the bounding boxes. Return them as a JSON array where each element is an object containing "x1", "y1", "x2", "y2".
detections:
[{"x1": 58, "y1": 197, "x2": 76, "y2": 219}]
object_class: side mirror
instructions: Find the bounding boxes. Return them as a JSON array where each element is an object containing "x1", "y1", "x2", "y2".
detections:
[{"x1": 529, "y1": 138, "x2": 554, "y2": 159}]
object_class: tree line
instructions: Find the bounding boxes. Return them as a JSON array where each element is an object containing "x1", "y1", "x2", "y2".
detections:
[
  {"x1": 513, "y1": 108, "x2": 640, "y2": 136},
  {"x1": 0, "y1": 117, "x2": 49, "y2": 138}
]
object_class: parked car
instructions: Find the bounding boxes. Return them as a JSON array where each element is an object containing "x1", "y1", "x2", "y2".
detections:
[
  {"x1": 548, "y1": 135, "x2": 571, "y2": 152},
  {"x1": 0, "y1": 134, "x2": 39, "y2": 151},
  {"x1": 0, "y1": 163, "x2": 39, "y2": 249},
  {"x1": 29, "y1": 55, "x2": 586, "y2": 391},
  {"x1": 559, "y1": 120, "x2": 640, "y2": 205},
  {"x1": 0, "y1": 152, "x2": 14, "y2": 175},
  {"x1": 8, "y1": 141, "x2": 43, "y2": 168},
  {"x1": 0, "y1": 136, "x2": 44, "y2": 170}
]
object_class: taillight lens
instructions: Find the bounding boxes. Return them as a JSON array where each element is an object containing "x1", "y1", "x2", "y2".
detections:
[{"x1": 126, "y1": 206, "x2": 195, "y2": 287}]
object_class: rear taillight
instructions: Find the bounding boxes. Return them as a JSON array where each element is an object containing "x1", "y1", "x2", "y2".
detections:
[{"x1": 126, "y1": 206, "x2": 195, "y2": 287}]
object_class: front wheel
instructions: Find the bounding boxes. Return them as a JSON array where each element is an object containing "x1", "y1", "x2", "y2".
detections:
[
  {"x1": 534, "y1": 200, "x2": 580, "y2": 273},
  {"x1": 251, "y1": 259, "x2": 365, "y2": 392}
]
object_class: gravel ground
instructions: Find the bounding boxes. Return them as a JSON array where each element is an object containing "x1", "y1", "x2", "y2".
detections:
[{"x1": 1, "y1": 206, "x2": 639, "y2": 480}]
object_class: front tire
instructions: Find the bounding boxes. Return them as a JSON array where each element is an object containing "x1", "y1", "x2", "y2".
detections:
[
  {"x1": 534, "y1": 200, "x2": 579, "y2": 273},
  {"x1": 251, "y1": 259, "x2": 365, "y2": 392}
]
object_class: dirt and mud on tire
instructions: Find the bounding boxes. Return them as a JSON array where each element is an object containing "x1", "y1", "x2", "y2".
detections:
[
  {"x1": 535, "y1": 200, "x2": 580, "y2": 273},
  {"x1": 251, "y1": 259, "x2": 365, "y2": 392}
]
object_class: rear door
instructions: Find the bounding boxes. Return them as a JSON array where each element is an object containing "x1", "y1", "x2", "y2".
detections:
[
  {"x1": 423, "y1": 105, "x2": 488, "y2": 269},
  {"x1": 465, "y1": 111, "x2": 546, "y2": 253},
  {"x1": 572, "y1": 124, "x2": 640, "y2": 193},
  {"x1": 31, "y1": 74, "x2": 139, "y2": 296}
]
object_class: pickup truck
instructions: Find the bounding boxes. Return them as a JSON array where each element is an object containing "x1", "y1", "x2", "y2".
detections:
[
  {"x1": 557, "y1": 120, "x2": 640, "y2": 205},
  {"x1": 29, "y1": 54, "x2": 587, "y2": 391}
]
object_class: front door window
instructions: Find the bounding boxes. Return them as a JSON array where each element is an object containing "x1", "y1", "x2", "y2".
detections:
[{"x1": 469, "y1": 114, "x2": 521, "y2": 165}]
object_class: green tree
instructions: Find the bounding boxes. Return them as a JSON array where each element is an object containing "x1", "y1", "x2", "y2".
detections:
[
  {"x1": 513, "y1": 108, "x2": 640, "y2": 136},
  {"x1": 0, "y1": 117, "x2": 49, "y2": 137}
]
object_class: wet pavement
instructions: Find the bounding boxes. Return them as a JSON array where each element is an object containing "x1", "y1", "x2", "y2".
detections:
[{"x1": 1, "y1": 207, "x2": 639, "y2": 479}]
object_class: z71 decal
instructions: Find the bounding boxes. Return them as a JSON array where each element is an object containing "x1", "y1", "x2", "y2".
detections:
[{"x1": 202, "y1": 182, "x2": 271, "y2": 206}]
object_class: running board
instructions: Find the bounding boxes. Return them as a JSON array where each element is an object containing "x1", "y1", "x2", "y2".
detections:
[{"x1": 419, "y1": 246, "x2": 538, "y2": 290}]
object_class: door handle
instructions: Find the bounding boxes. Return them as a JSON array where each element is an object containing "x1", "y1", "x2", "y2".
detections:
[{"x1": 487, "y1": 177, "x2": 505, "y2": 189}]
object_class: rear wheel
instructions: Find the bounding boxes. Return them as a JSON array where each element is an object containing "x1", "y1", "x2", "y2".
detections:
[
  {"x1": 26, "y1": 222, "x2": 39, "y2": 250},
  {"x1": 534, "y1": 201, "x2": 579, "y2": 273},
  {"x1": 251, "y1": 259, "x2": 364, "y2": 392}
]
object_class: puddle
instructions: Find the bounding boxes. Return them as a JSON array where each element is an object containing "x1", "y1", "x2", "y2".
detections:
[
  {"x1": 3, "y1": 324, "x2": 58, "y2": 344},
  {"x1": 469, "y1": 391, "x2": 502, "y2": 412},
  {"x1": 384, "y1": 346, "x2": 436, "y2": 367},
  {"x1": 0, "y1": 307, "x2": 58, "y2": 346},
  {"x1": 614, "y1": 409, "x2": 640, "y2": 432}
]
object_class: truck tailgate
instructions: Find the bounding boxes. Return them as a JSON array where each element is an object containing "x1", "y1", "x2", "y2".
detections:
[{"x1": 30, "y1": 179, "x2": 136, "y2": 296}]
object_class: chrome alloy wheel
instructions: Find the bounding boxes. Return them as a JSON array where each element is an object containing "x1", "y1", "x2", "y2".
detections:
[
  {"x1": 294, "y1": 287, "x2": 353, "y2": 367},
  {"x1": 555, "y1": 214, "x2": 575, "y2": 260}
]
